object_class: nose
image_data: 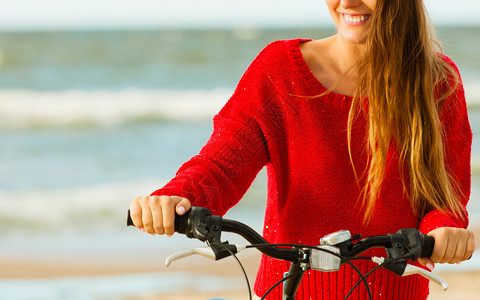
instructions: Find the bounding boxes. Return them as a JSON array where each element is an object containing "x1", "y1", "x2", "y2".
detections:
[{"x1": 340, "y1": 0, "x2": 363, "y2": 9}]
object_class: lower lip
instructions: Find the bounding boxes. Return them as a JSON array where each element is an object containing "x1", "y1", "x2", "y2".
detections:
[{"x1": 342, "y1": 14, "x2": 370, "y2": 27}]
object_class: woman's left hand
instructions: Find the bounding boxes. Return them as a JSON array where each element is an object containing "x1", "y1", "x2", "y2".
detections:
[{"x1": 418, "y1": 227, "x2": 475, "y2": 271}]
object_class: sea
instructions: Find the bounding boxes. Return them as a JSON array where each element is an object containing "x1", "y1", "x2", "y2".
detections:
[{"x1": 0, "y1": 26, "x2": 479, "y2": 299}]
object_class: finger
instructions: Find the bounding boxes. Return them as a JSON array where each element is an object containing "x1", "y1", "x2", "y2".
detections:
[
  {"x1": 440, "y1": 230, "x2": 458, "y2": 264},
  {"x1": 174, "y1": 197, "x2": 192, "y2": 215},
  {"x1": 449, "y1": 232, "x2": 470, "y2": 264},
  {"x1": 463, "y1": 230, "x2": 476, "y2": 260},
  {"x1": 418, "y1": 257, "x2": 426, "y2": 267},
  {"x1": 463, "y1": 230, "x2": 476, "y2": 261},
  {"x1": 429, "y1": 230, "x2": 448, "y2": 263},
  {"x1": 139, "y1": 197, "x2": 155, "y2": 234},
  {"x1": 129, "y1": 197, "x2": 144, "y2": 231},
  {"x1": 150, "y1": 198, "x2": 164, "y2": 235},
  {"x1": 162, "y1": 197, "x2": 176, "y2": 236},
  {"x1": 418, "y1": 258, "x2": 435, "y2": 271}
]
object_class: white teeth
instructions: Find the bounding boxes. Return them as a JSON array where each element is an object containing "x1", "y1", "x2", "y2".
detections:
[{"x1": 344, "y1": 15, "x2": 369, "y2": 23}]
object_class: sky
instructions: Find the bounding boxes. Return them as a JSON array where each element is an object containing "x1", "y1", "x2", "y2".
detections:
[{"x1": 0, "y1": 0, "x2": 479, "y2": 30}]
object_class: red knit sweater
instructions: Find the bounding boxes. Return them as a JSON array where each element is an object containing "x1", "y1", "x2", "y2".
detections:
[{"x1": 153, "y1": 39, "x2": 472, "y2": 299}]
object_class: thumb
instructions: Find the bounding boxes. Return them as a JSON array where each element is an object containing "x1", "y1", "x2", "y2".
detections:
[
  {"x1": 418, "y1": 257, "x2": 435, "y2": 271},
  {"x1": 173, "y1": 197, "x2": 191, "y2": 215}
]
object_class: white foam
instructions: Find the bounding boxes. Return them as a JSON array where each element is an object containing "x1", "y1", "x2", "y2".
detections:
[
  {"x1": 0, "y1": 180, "x2": 163, "y2": 233},
  {"x1": 1, "y1": 81, "x2": 479, "y2": 130},
  {"x1": 464, "y1": 80, "x2": 480, "y2": 107},
  {"x1": 0, "y1": 89, "x2": 232, "y2": 129}
]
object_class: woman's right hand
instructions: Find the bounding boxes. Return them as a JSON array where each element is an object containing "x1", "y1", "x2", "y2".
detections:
[{"x1": 129, "y1": 196, "x2": 191, "y2": 236}]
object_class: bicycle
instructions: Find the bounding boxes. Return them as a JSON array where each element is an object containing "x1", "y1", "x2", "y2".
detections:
[{"x1": 127, "y1": 206, "x2": 448, "y2": 300}]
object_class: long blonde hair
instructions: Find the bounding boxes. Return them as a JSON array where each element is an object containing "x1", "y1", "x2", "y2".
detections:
[{"x1": 349, "y1": 0, "x2": 466, "y2": 222}]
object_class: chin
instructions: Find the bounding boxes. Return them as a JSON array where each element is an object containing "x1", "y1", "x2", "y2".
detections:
[{"x1": 340, "y1": 32, "x2": 367, "y2": 45}]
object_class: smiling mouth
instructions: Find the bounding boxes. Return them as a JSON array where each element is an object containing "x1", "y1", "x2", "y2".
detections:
[{"x1": 342, "y1": 14, "x2": 371, "y2": 26}]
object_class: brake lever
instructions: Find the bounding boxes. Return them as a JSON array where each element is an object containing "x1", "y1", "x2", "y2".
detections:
[
  {"x1": 372, "y1": 257, "x2": 448, "y2": 291},
  {"x1": 165, "y1": 247, "x2": 216, "y2": 267},
  {"x1": 165, "y1": 243, "x2": 247, "y2": 267},
  {"x1": 403, "y1": 263, "x2": 448, "y2": 291}
]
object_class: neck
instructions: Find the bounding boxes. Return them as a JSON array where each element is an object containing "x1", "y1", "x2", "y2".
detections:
[{"x1": 332, "y1": 34, "x2": 365, "y2": 77}]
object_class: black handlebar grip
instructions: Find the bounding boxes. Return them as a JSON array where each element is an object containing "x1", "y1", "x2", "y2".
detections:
[
  {"x1": 420, "y1": 234, "x2": 435, "y2": 258},
  {"x1": 174, "y1": 209, "x2": 190, "y2": 234},
  {"x1": 127, "y1": 209, "x2": 134, "y2": 226},
  {"x1": 126, "y1": 209, "x2": 190, "y2": 235}
]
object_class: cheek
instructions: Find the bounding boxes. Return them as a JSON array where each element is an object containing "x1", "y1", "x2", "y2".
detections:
[
  {"x1": 325, "y1": 0, "x2": 340, "y2": 24},
  {"x1": 365, "y1": 0, "x2": 377, "y2": 10}
]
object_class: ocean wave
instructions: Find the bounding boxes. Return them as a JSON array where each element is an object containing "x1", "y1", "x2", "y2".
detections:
[
  {"x1": 0, "y1": 89, "x2": 232, "y2": 130},
  {"x1": 0, "y1": 180, "x2": 163, "y2": 234},
  {"x1": 0, "y1": 170, "x2": 266, "y2": 235},
  {"x1": 0, "y1": 171, "x2": 478, "y2": 236},
  {"x1": 1, "y1": 82, "x2": 479, "y2": 130},
  {"x1": 465, "y1": 80, "x2": 480, "y2": 108}
]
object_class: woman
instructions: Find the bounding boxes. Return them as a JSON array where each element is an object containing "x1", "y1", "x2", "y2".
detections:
[{"x1": 130, "y1": 0, "x2": 475, "y2": 298}]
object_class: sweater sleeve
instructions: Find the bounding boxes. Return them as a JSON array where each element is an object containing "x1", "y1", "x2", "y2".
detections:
[
  {"x1": 151, "y1": 44, "x2": 274, "y2": 216},
  {"x1": 418, "y1": 58, "x2": 472, "y2": 234}
]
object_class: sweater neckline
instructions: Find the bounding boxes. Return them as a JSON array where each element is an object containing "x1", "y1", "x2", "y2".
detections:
[{"x1": 289, "y1": 38, "x2": 354, "y2": 102}]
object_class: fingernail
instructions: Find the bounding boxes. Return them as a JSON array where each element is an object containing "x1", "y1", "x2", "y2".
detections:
[
  {"x1": 456, "y1": 261, "x2": 461, "y2": 265},
  {"x1": 166, "y1": 234, "x2": 173, "y2": 238},
  {"x1": 140, "y1": 228, "x2": 145, "y2": 232},
  {"x1": 426, "y1": 262, "x2": 434, "y2": 271},
  {"x1": 178, "y1": 206, "x2": 186, "y2": 215}
]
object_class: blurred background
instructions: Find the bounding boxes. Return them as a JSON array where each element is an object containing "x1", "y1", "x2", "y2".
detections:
[{"x1": 0, "y1": 0, "x2": 479, "y2": 299}]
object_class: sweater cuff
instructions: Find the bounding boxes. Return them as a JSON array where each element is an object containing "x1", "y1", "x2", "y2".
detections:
[{"x1": 418, "y1": 209, "x2": 469, "y2": 234}]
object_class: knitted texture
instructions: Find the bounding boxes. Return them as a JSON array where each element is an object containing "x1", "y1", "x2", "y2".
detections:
[{"x1": 152, "y1": 39, "x2": 472, "y2": 299}]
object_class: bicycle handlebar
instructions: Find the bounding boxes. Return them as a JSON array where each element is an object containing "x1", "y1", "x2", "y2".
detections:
[
  {"x1": 127, "y1": 206, "x2": 435, "y2": 262},
  {"x1": 127, "y1": 206, "x2": 442, "y2": 299},
  {"x1": 127, "y1": 207, "x2": 301, "y2": 261}
]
